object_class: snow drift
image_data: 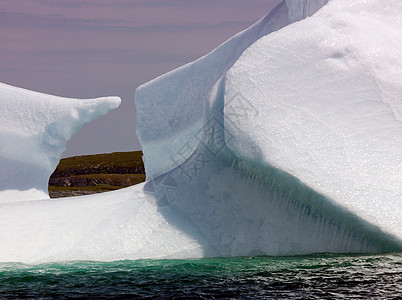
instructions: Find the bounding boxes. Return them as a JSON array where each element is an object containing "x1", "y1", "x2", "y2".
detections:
[
  {"x1": 0, "y1": 0, "x2": 401, "y2": 263},
  {"x1": 0, "y1": 83, "x2": 121, "y2": 202}
]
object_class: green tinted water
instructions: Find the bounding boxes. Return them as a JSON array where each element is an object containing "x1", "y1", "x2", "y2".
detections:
[{"x1": 0, "y1": 253, "x2": 401, "y2": 299}]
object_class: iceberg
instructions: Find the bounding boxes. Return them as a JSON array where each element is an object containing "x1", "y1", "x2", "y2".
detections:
[
  {"x1": 135, "y1": 0, "x2": 402, "y2": 254},
  {"x1": 0, "y1": 0, "x2": 401, "y2": 263},
  {"x1": 0, "y1": 83, "x2": 121, "y2": 202}
]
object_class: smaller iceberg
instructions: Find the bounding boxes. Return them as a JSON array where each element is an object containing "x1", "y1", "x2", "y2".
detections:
[{"x1": 0, "y1": 83, "x2": 121, "y2": 202}]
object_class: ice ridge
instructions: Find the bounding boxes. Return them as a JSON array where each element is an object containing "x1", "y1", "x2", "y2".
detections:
[
  {"x1": 0, "y1": 83, "x2": 121, "y2": 202},
  {"x1": 135, "y1": 0, "x2": 329, "y2": 179}
]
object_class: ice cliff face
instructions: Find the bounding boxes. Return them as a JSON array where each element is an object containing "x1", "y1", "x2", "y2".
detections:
[{"x1": 0, "y1": 83, "x2": 121, "y2": 202}]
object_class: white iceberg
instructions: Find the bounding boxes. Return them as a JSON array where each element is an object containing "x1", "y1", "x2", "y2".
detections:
[
  {"x1": 0, "y1": 0, "x2": 401, "y2": 263},
  {"x1": 0, "y1": 83, "x2": 121, "y2": 202},
  {"x1": 135, "y1": 0, "x2": 401, "y2": 254}
]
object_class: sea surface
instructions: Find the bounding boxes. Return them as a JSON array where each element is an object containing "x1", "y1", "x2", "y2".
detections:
[{"x1": 0, "y1": 253, "x2": 401, "y2": 299}]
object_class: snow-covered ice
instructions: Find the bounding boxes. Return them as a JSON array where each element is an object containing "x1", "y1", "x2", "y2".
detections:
[
  {"x1": 0, "y1": 0, "x2": 401, "y2": 263},
  {"x1": 0, "y1": 83, "x2": 121, "y2": 202}
]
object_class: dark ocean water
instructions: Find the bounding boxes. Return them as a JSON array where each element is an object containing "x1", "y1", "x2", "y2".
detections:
[{"x1": 0, "y1": 253, "x2": 401, "y2": 299}]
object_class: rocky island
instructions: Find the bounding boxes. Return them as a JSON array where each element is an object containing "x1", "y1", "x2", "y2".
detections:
[{"x1": 48, "y1": 151, "x2": 145, "y2": 198}]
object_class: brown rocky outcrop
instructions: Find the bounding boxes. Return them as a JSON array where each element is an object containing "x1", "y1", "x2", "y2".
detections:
[{"x1": 48, "y1": 151, "x2": 146, "y2": 198}]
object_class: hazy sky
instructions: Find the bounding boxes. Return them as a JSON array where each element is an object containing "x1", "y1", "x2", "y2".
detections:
[{"x1": 0, "y1": 0, "x2": 281, "y2": 157}]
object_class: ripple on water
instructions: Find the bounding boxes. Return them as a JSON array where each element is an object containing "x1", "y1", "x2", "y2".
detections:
[{"x1": 0, "y1": 253, "x2": 401, "y2": 299}]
